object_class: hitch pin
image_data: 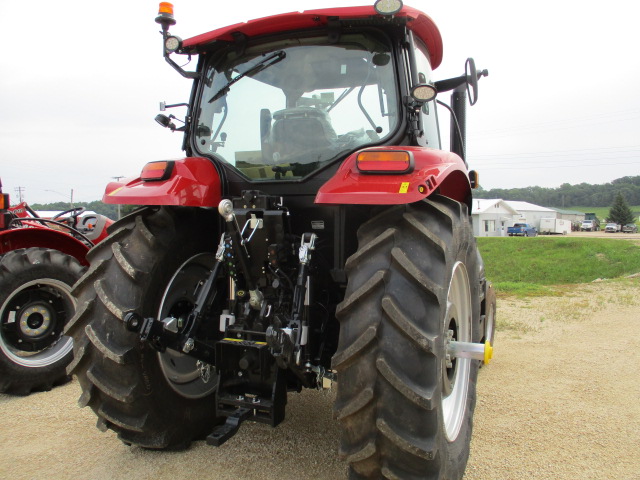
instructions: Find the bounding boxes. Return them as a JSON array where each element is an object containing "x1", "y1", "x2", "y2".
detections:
[{"x1": 447, "y1": 340, "x2": 493, "y2": 365}]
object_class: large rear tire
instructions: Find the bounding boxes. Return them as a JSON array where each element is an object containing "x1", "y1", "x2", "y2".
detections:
[
  {"x1": 65, "y1": 207, "x2": 222, "y2": 448},
  {"x1": 0, "y1": 248, "x2": 84, "y2": 395},
  {"x1": 333, "y1": 196, "x2": 481, "y2": 479}
]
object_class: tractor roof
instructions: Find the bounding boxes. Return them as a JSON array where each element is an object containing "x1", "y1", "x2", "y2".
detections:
[{"x1": 182, "y1": 5, "x2": 443, "y2": 69}]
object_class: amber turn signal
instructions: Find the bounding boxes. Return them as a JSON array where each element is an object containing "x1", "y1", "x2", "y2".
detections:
[
  {"x1": 141, "y1": 161, "x2": 174, "y2": 181},
  {"x1": 356, "y1": 150, "x2": 413, "y2": 174}
]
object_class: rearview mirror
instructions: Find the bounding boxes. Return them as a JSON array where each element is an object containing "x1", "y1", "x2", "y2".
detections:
[{"x1": 465, "y1": 58, "x2": 479, "y2": 106}]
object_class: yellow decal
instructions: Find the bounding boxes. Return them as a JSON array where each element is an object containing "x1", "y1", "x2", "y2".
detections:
[
  {"x1": 222, "y1": 338, "x2": 267, "y2": 345},
  {"x1": 108, "y1": 186, "x2": 124, "y2": 196},
  {"x1": 399, "y1": 182, "x2": 410, "y2": 193}
]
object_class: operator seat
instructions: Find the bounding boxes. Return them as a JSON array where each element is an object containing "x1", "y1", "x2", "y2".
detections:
[
  {"x1": 78, "y1": 214, "x2": 108, "y2": 242},
  {"x1": 268, "y1": 107, "x2": 338, "y2": 162}
]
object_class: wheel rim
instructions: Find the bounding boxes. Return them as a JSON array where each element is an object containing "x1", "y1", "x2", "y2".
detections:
[
  {"x1": 442, "y1": 261, "x2": 472, "y2": 442},
  {"x1": 0, "y1": 279, "x2": 75, "y2": 367},
  {"x1": 157, "y1": 253, "x2": 218, "y2": 399}
]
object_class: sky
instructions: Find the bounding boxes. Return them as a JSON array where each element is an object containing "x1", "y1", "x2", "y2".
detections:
[{"x1": 2, "y1": 0, "x2": 640, "y2": 205}]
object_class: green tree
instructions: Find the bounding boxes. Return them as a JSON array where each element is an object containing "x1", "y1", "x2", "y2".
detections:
[{"x1": 608, "y1": 193, "x2": 635, "y2": 225}]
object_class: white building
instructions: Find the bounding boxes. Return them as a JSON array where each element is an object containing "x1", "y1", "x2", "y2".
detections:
[
  {"x1": 504, "y1": 201, "x2": 557, "y2": 230},
  {"x1": 471, "y1": 199, "x2": 520, "y2": 237},
  {"x1": 551, "y1": 208, "x2": 585, "y2": 226}
]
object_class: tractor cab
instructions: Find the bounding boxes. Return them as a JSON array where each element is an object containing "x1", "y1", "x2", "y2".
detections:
[{"x1": 150, "y1": 1, "x2": 485, "y2": 192}]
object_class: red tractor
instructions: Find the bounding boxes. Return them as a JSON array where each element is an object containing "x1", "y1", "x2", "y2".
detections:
[
  {"x1": 67, "y1": 2, "x2": 495, "y2": 478},
  {"x1": 0, "y1": 179, "x2": 112, "y2": 394}
]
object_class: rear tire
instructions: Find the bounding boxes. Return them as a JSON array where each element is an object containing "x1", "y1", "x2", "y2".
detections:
[
  {"x1": 65, "y1": 207, "x2": 222, "y2": 448},
  {"x1": 333, "y1": 196, "x2": 481, "y2": 479},
  {"x1": 0, "y1": 248, "x2": 84, "y2": 395}
]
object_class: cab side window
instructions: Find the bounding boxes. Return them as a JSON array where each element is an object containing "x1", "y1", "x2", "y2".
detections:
[{"x1": 413, "y1": 38, "x2": 441, "y2": 149}]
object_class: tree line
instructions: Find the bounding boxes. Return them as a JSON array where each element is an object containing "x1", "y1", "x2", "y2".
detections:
[
  {"x1": 473, "y1": 175, "x2": 640, "y2": 208},
  {"x1": 27, "y1": 200, "x2": 139, "y2": 220},
  {"x1": 25, "y1": 175, "x2": 640, "y2": 220}
]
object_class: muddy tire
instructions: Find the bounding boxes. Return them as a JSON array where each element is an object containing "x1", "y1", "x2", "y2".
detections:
[
  {"x1": 333, "y1": 196, "x2": 482, "y2": 479},
  {"x1": 0, "y1": 248, "x2": 84, "y2": 395},
  {"x1": 65, "y1": 207, "x2": 222, "y2": 448}
]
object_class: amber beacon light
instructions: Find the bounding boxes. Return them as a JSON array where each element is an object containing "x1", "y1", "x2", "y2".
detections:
[{"x1": 156, "y1": 2, "x2": 176, "y2": 27}]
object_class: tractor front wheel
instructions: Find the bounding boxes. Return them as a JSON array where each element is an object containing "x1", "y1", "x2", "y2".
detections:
[
  {"x1": 333, "y1": 196, "x2": 481, "y2": 479},
  {"x1": 0, "y1": 248, "x2": 84, "y2": 395}
]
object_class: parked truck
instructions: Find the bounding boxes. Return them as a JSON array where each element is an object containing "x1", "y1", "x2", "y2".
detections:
[
  {"x1": 65, "y1": 2, "x2": 495, "y2": 479},
  {"x1": 539, "y1": 218, "x2": 570, "y2": 235},
  {"x1": 0, "y1": 179, "x2": 112, "y2": 394},
  {"x1": 581, "y1": 213, "x2": 600, "y2": 231},
  {"x1": 508, "y1": 223, "x2": 538, "y2": 236}
]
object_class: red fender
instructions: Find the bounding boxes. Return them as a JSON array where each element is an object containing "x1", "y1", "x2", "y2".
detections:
[
  {"x1": 0, "y1": 228, "x2": 90, "y2": 265},
  {"x1": 315, "y1": 146, "x2": 472, "y2": 206},
  {"x1": 103, "y1": 157, "x2": 222, "y2": 207}
]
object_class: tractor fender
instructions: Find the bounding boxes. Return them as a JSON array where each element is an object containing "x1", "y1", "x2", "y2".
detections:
[
  {"x1": 103, "y1": 157, "x2": 222, "y2": 207},
  {"x1": 0, "y1": 228, "x2": 90, "y2": 265},
  {"x1": 315, "y1": 146, "x2": 472, "y2": 207}
]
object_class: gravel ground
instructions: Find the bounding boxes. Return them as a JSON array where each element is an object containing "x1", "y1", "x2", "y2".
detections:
[{"x1": 1, "y1": 279, "x2": 639, "y2": 480}]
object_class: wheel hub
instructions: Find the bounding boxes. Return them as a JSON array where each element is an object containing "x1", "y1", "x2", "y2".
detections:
[
  {"x1": 0, "y1": 279, "x2": 75, "y2": 367},
  {"x1": 19, "y1": 304, "x2": 54, "y2": 338},
  {"x1": 157, "y1": 253, "x2": 219, "y2": 399}
]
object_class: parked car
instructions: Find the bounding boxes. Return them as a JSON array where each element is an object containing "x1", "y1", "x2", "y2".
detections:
[
  {"x1": 581, "y1": 220, "x2": 598, "y2": 231},
  {"x1": 508, "y1": 223, "x2": 538, "y2": 237},
  {"x1": 605, "y1": 223, "x2": 621, "y2": 233},
  {"x1": 622, "y1": 223, "x2": 638, "y2": 233}
]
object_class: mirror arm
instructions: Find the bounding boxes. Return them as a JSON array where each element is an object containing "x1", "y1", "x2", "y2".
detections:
[
  {"x1": 164, "y1": 54, "x2": 200, "y2": 80},
  {"x1": 435, "y1": 69, "x2": 487, "y2": 94},
  {"x1": 434, "y1": 75, "x2": 467, "y2": 93}
]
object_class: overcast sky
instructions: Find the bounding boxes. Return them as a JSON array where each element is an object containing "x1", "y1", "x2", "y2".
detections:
[{"x1": 2, "y1": 0, "x2": 639, "y2": 205}]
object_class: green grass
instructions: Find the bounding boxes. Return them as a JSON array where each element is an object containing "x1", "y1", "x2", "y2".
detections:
[
  {"x1": 477, "y1": 237, "x2": 640, "y2": 296},
  {"x1": 565, "y1": 205, "x2": 640, "y2": 221}
]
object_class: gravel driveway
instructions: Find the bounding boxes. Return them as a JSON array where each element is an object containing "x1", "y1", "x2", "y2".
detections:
[{"x1": 1, "y1": 279, "x2": 639, "y2": 480}]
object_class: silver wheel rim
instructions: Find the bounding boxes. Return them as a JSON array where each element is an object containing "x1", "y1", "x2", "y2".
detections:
[
  {"x1": 0, "y1": 279, "x2": 75, "y2": 367},
  {"x1": 442, "y1": 261, "x2": 472, "y2": 442},
  {"x1": 157, "y1": 253, "x2": 218, "y2": 399}
]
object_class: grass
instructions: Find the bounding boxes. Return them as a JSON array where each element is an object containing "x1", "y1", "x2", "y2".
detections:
[{"x1": 477, "y1": 237, "x2": 640, "y2": 296}]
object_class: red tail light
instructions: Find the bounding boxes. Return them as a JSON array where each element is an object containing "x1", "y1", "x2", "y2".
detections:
[
  {"x1": 356, "y1": 150, "x2": 413, "y2": 174},
  {"x1": 141, "y1": 161, "x2": 174, "y2": 181}
]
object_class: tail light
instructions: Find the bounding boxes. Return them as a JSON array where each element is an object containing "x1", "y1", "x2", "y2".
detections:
[
  {"x1": 0, "y1": 193, "x2": 9, "y2": 210},
  {"x1": 356, "y1": 150, "x2": 414, "y2": 174},
  {"x1": 141, "y1": 161, "x2": 174, "y2": 181}
]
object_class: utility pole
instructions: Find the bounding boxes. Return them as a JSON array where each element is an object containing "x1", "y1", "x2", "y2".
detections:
[
  {"x1": 14, "y1": 186, "x2": 25, "y2": 203},
  {"x1": 112, "y1": 176, "x2": 124, "y2": 219}
]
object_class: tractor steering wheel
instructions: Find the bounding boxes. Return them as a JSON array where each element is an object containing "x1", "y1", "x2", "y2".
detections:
[{"x1": 52, "y1": 207, "x2": 86, "y2": 227}]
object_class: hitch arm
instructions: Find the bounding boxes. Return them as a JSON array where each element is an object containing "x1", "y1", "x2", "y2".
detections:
[{"x1": 123, "y1": 312, "x2": 217, "y2": 364}]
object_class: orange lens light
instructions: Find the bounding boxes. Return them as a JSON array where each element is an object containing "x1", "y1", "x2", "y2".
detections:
[
  {"x1": 158, "y1": 2, "x2": 174, "y2": 15},
  {"x1": 356, "y1": 151, "x2": 413, "y2": 174},
  {"x1": 0, "y1": 193, "x2": 9, "y2": 210},
  {"x1": 141, "y1": 161, "x2": 174, "y2": 181}
]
